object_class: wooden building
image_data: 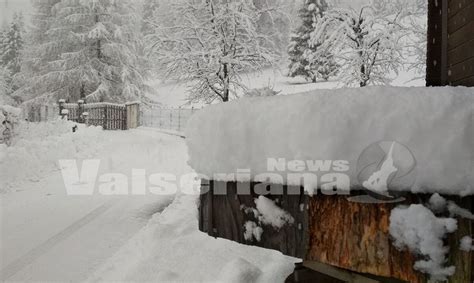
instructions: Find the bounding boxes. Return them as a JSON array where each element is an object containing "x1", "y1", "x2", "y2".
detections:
[{"x1": 426, "y1": 0, "x2": 474, "y2": 86}]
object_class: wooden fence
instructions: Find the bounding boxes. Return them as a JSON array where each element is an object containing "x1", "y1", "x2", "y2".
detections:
[
  {"x1": 22, "y1": 100, "x2": 140, "y2": 131},
  {"x1": 22, "y1": 104, "x2": 59, "y2": 122},
  {"x1": 22, "y1": 100, "x2": 198, "y2": 132}
]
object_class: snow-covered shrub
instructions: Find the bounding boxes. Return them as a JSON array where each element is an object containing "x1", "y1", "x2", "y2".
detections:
[
  {"x1": 245, "y1": 87, "x2": 281, "y2": 98},
  {"x1": 389, "y1": 204, "x2": 457, "y2": 281},
  {"x1": 0, "y1": 104, "x2": 21, "y2": 123},
  {"x1": 0, "y1": 120, "x2": 103, "y2": 192}
]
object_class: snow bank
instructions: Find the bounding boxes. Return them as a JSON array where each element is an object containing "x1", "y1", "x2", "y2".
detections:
[
  {"x1": 218, "y1": 258, "x2": 263, "y2": 283},
  {"x1": 87, "y1": 194, "x2": 298, "y2": 282},
  {"x1": 0, "y1": 104, "x2": 21, "y2": 119},
  {"x1": 0, "y1": 120, "x2": 103, "y2": 192},
  {"x1": 186, "y1": 86, "x2": 473, "y2": 195}
]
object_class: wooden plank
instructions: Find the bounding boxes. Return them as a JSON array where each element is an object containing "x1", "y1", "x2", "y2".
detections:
[
  {"x1": 426, "y1": 0, "x2": 444, "y2": 86},
  {"x1": 448, "y1": 38, "x2": 474, "y2": 66},
  {"x1": 448, "y1": 0, "x2": 470, "y2": 19},
  {"x1": 306, "y1": 195, "x2": 426, "y2": 283},
  {"x1": 448, "y1": 21, "x2": 474, "y2": 51},
  {"x1": 199, "y1": 181, "x2": 308, "y2": 259},
  {"x1": 447, "y1": 197, "x2": 472, "y2": 283},
  {"x1": 303, "y1": 261, "x2": 381, "y2": 283},
  {"x1": 448, "y1": 1, "x2": 474, "y2": 33},
  {"x1": 441, "y1": 0, "x2": 449, "y2": 84},
  {"x1": 448, "y1": 56, "x2": 474, "y2": 82},
  {"x1": 452, "y1": 75, "x2": 474, "y2": 86}
]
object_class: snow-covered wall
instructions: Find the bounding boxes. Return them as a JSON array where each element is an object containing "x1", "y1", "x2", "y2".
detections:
[{"x1": 186, "y1": 86, "x2": 473, "y2": 196}]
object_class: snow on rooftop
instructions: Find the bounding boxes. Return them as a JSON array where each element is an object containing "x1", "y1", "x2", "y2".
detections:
[{"x1": 186, "y1": 86, "x2": 473, "y2": 196}]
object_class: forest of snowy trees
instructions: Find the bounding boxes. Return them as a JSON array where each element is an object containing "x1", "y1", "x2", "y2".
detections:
[{"x1": 0, "y1": 0, "x2": 427, "y2": 105}]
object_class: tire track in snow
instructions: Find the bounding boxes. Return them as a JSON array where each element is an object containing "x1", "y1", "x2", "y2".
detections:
[{"x1": 0, "y1": 201, "x2": 113, "y2": 281}]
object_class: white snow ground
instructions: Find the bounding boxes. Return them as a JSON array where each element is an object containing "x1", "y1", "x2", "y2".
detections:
[
  {"x1": 0, "y1": 127, "x2": 296, "y2": 282},
  {"x1": 150, "y1": 67, "x2": 425, "y2": 107}
]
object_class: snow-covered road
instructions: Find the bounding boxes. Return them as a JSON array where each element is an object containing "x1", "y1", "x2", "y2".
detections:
[
  {"x1": 1, "y1": 126, "x2": 296, "y2": 282},
  {"x1": 1, "y1": 129, "x2": 189, "y2": 282}
]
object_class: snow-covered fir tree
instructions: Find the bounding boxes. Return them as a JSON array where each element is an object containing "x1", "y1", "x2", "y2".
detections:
[
  {"x1": 310, "y1": 5, "x2": 404, "y2": 87},
  {"x1": 14, "y1": 0, "x2": 61, "y2": 101},
  {"x1": 0, "y1": 13, "x2": 24, "y2": 76},
  {"x1": 15, "y1": 0, "x2": 148, "y2": 103},
  {"x1": 288, "y1": 0, "x2": 338, "y2": 82},
  {"x1": 0, "y1": 66, "x2": 12, "y2": 100},
  {"x1": 147, "y1": 0, "x2": 282, "y2": 103}
]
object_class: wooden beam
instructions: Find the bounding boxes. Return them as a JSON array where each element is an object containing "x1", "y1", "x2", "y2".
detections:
[
  {"x1": 441, "y1": 0, "x2": 449, "y2": 85},
  {"x1": 303, "y1": 261, "x2": 381, "y2": 283}
]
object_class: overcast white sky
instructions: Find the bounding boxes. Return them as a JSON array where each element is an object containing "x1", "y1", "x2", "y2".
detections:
[{"x1": 1, "y1": 0, "x2": 32, "y2": 26}]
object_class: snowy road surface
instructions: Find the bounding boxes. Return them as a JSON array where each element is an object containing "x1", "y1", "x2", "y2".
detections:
[
  {"x1": 0, "y1": 129, "x2": 188, "y2": 282},
  {"x1": 1, "y1": 127, "x2": 297, "y2": 282}
]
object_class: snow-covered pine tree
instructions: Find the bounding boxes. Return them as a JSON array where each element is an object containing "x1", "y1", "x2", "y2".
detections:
[
  {"x1": 310, "y1": 5, "x2": 404, "y2": 87},
  {"x1": 16, "y1": 0, "x2": 148, "y2": 103},
  {"x1": 0, "y1": 13, "x2": 24, "y2": 75},
  {"x1": 0, "y1": 66, "x2": 12, "y2": 100},
  {"x1": 147, "y1": 0, "x2": 281, "y2": 103},
  {"x1": 288, "y1": 0, "x2": 337, "y2": 83},
  {"x1": 13, "y1": 0, "x2": 62, "y2": 102}
]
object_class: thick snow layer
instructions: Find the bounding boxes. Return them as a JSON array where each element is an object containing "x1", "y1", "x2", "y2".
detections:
[
  {"x1": 0, "y1": 120, "x2": 103, "y2": 192},
  {"x1": 186, "y1": 86, "x2": 473, "y2": 195},
  {"x1": 389, "y1": 204, "x2": 457, "y2": 281}
]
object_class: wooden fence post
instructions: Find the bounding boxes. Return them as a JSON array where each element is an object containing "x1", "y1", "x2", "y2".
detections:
[
  {"x1": 58, "y1": 99, "x2": 65, "y2": 117},
  {"x1": 77, "y1": 99, "x2": 85, "y2": 123},
  {"x1": 102, "y1": 107, "x2": 107, "y2": 130},
  {"x1": 125, "y1": 102, "x2": 140, "y2": 130}
]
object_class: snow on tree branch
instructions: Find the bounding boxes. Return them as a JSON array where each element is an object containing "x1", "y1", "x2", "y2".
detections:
[
  {"x1": 309, "y1": 4, "x2": 405, "y2": 87},
  {"x1": 147, "y1": 0, "x2": 283, "y2": 103}
]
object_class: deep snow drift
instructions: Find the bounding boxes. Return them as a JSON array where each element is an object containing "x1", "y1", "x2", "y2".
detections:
[
  {"x1": 186, "y1": 86, "x2": 473, "y2": 196},
  {"x1": 0, "y1": 119, "x2": 103, "y2": 192}
]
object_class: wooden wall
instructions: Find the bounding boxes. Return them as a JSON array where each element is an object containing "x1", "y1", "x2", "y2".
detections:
[
  {"x1": 427, "y1": 0, "x2": 474, "y2": 86},
  {"x1": 199, "y1": 181, "x2": 473, "y2": 283}
]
